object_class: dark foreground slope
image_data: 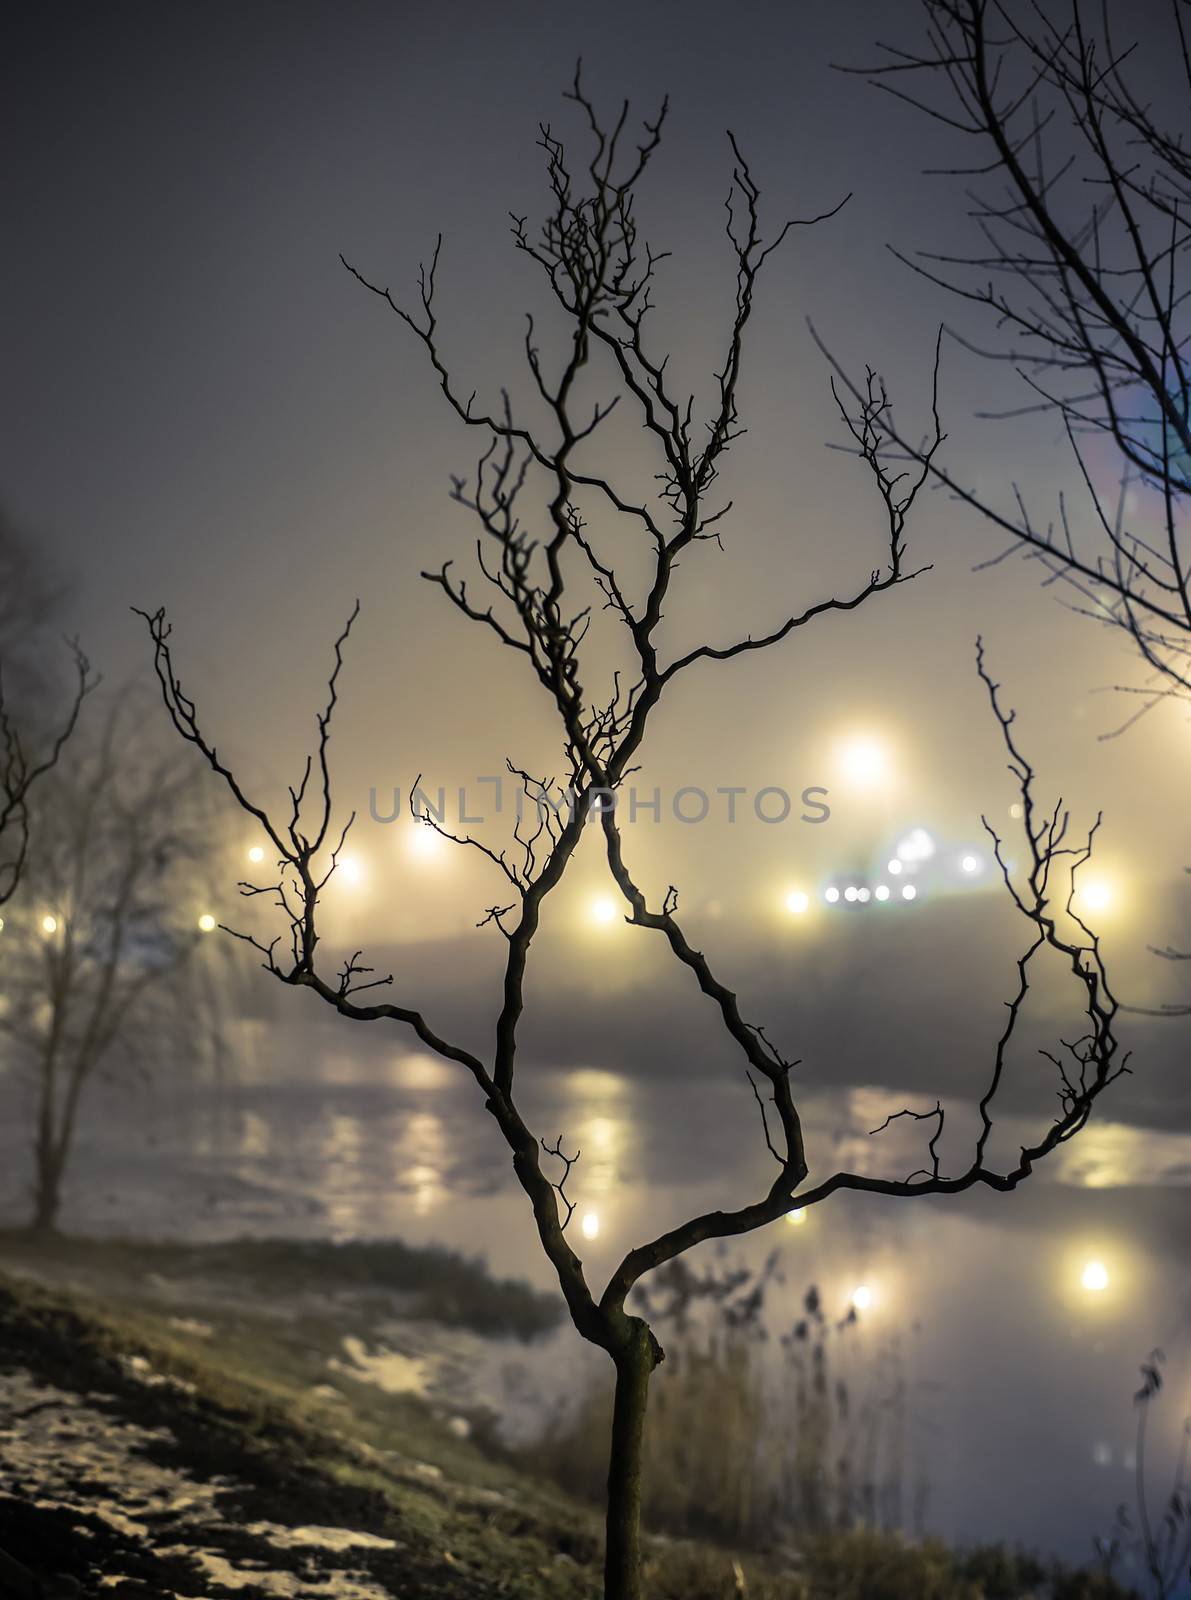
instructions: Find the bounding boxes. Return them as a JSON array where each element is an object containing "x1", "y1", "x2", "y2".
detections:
[{"x1": 0, "y1": 1240, "x2": 1138, "y2": 1600}]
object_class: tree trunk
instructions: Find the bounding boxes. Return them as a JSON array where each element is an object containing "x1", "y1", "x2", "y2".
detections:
[
  {"x1": 604, "y1": 1322, "x2": 658, "y2": 1600},
  {"x1": 30, "y1": 1142, "x2": 61, "y2": 1234}
]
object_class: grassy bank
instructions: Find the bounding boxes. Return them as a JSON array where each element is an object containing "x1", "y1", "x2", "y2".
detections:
[
  {"x1": 0, "y1": 1239, "x2": 1138, "y2": 1599},
  {"x1": 0, "y1": 1229, "x2": 562, "y2": 1340}
]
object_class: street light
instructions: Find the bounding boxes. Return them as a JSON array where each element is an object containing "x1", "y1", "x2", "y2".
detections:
[
  {"x1": 1081, "y1": 1259, "x2": 1110, "y2": 1293},
  {"x1": 838, "y1": 736, "x2": 890, "y2": 790},
  {"x1": 338, "y1": 856, "x2": 364, "y2": 886},
  {"x1": 896, "y1": 828, "x2": 934, "y2": 863},
  {"x1": 406, "y1": 823, "x2": 444, "y2": 862},
  {"x1": 1080, "y1": 881, "x2": 1113, "y2": 914}
]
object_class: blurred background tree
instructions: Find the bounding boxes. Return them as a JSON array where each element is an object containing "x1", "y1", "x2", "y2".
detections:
[
  {"x1": 0, "y1": 505, "x2": 92, "y2": 909},
  {"x1": 0, "y1": 686, "x2": 227, "y2": 1231}
]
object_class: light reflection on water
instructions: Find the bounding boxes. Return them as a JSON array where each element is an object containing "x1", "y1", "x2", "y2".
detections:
[{"x1": 0, "y1": 1027, "x2": 1188, "y2": 1565}]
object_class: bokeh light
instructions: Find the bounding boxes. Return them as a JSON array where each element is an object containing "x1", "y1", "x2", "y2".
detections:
[
  {"x1": 1081, "y1": 1259, "x2": 1110, "y2": 1292},
  {"x1": 591, "y1": 897, "x2": 618, "y2": 925},
  {"x1": 838, "y1": 736, "x2": 890, "y2": 789},
  {"x1": 1079, "y1": 881, "x2": 1113, "y2": 914},
  {"x1": 851, "y1": 1283, "x2": 873, "y2": 1312},
  {"x1": 197, "y1": 913, "x2": 217, "y2": 933},
  {"x1": 785, "y1": 890, "x2": 809, "y2": 915},
  {"x1": 406, "y1": 823, "x2": 444, "y2": 863},
  {"x1": 41, "y1": 915, "x2": 58, "y2": 935},
  {"x1": 896, "y1": 827, "x2": 934, "y2": 863},
  {"x1": 581, "y1": 1210, "x2": 600, "y2": 1240},
  {"x1": 247, "y1": 845, "x2": 266, "y2": 865}
]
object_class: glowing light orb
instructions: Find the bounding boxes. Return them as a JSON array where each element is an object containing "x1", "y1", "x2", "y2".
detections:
[
  {"x1": 896, "y1": 827, "x2": 934, "y2": 863},
  {"x1": 961, "y1": 854, "x2": 982, "y2": 875},
  {"x1": 839, "y1": 737, "x2": 889, "y2": 789},
  {"x1": 844, "y1": 886, "x2": 859, "y2": 903},
  {"x1": 786, "y1": 1208, "x2": 807, "y2": 1226},
  {"x1": 785, "y1": 890, "x2": 810, "y2": 915},
  {"x1": 1080, "y1": 881, "x2": 1113, "y2": 914},
  {"x1": 874, "y1": 884, "x2": 890, "y2": 902},
  {"x1": 1009, "y1": 803, "x2": 1024, "y2": 821},
  {"x1": 857, "y1": 887, "x2": 871, "y2": 904},
  {"x1": 591, "y1": 897, "x2": 618, "y2": 925},
  {"x1": 887, "y1": 859, "x2": 903, "y2": 876},
  {"x1": 0, "y1": 917, "x2": 5, "y2": 934},
  {"x1": 407, "y1": 824, "x2": 443, "y2": 861},
  {"x1": 581, "y1": 1211, "x2": 600, "y2": 1240},
  {"x1": 851, "y1": 1284, "x2": 873, "y2": 1312},
  {"x1": 247, "y1": 845, "x2": 266, "y2": 865},
  {"x1": 338, "y1": 856, "x2": 364, "y2": 886},
  {"x1": 901, "y1": 884, "x2": 917, "y2": 902},
  {"x1": 197, "y1": 913, "x2": 217, "y2": 933},
  {"x1": 1081, "y1": 1259, "x2": 1110, "y2": 1292},
  {"x1": 824, "y1": 886, "x2": 840, "y2": 904}
]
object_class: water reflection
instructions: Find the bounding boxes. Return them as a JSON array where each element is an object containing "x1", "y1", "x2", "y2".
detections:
[
  {"x1": 0, "y1": 1032, "x2": 1187, "y2": 1567},
  {"x1": 1053, "y1": 1119, "x2": 1191, "y2": 1188}
]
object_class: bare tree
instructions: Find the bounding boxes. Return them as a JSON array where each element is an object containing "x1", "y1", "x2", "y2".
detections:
[
  {"x1": 0, "y1": 646, "x2": 91, "y2": 911},
  {"x1": 833, "y1": 0, "x2": 1190, "y2": 1008},
  {"x1": 0, "y1": 506, "x2": 65, "y2": 667},
  {"x1": 841, "y1": 0, "x2": 1190, "y2": 712},
  {"x1": 139, "y1": 76, "x2": 1127, "y2": 1600},
  {"x1": 1099, "y1": 1349, "x2": 1191, "y2": 1600},
  {"x1": 0, "y1": 690, "x2": 218, "y2": 1232},
  {"x1": 0, "y1": 513, "x2": 93, "y2": 908}
]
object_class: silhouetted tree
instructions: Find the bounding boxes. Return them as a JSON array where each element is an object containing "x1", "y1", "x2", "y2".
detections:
[
  {"x1": 844, "y1": 0, "x2": 1189, "y2": 715},
  {"x1": 139, "y1": 75, "x2": 1127, "y2": 1600},
  {"x1": 837, "y1": 0, "x2": 1191, "y2": 1009}
]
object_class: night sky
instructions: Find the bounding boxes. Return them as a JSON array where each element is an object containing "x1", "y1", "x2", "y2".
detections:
[{"x1": 4, "y1": 0, "x2": 1190, "y2": 1565}]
